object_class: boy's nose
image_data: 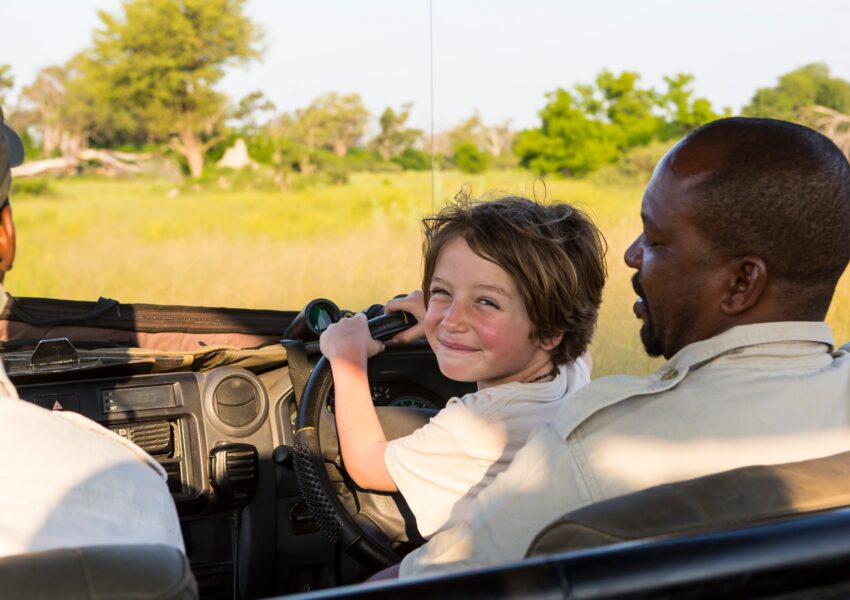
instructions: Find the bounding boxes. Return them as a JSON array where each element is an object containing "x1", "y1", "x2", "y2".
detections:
[{"x1": 442, "y1": 301, "x2": 469, "y2": 331}]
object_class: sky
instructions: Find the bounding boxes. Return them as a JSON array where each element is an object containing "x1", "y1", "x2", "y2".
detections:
[{"x1": 4, "y1": 0, "x2": 850, "y2": 133}]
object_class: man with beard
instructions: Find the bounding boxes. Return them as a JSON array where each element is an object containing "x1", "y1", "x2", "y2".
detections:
[{"x1": 393, "y1": 116, "x2": 850, "y2": 578}]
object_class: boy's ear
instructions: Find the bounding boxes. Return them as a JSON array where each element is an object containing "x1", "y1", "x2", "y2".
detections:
[{"x1": 538, "y1": 332, "x2": 563, "y2": 352}]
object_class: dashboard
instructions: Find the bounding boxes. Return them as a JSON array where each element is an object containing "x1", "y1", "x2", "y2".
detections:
[{"x1": 9, "y1": 342, "x2": 472, "y2": 598}]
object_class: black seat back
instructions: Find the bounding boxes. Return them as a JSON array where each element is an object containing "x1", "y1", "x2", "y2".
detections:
[{"x1": 0, "y1": 544, "x2": 197, "y2": 599}]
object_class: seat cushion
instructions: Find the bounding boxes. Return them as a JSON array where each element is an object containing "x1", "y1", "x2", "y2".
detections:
[
  {"x1": 527, "y1": 450, "x2": 850, "y2": 557},
  {"x1": 0, "y1": 544, "x2": 197, "y2": 599}
]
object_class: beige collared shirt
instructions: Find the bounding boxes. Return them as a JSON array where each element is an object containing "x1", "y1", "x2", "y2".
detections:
[
  {"x1": 385, "y1": 359, "x2": 590, "y2": 537},
  {"x1": 400, "y1": 321, "x2": 850, "y2": 578}
]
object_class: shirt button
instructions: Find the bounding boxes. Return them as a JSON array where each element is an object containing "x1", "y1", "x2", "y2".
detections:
[{"x1": 661, "y1": 369, "x2": 679, "y2": 381}]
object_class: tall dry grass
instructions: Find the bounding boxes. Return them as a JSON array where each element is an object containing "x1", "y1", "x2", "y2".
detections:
[{"x1": 8, "y1": 171, "x2": 849, "y2": 377}]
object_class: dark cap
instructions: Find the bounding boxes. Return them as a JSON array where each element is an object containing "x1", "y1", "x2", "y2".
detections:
[{"x1": 1, "y1": 119, "x2": 24, "y2": 168}]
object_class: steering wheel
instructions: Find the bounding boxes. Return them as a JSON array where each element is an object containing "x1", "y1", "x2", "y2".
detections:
[{"x1": 293, "y1": 311, "x2": 430, "y2": 569}]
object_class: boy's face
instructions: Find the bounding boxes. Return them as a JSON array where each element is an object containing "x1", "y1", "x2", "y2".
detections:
[{"x1": 423, "y1": 235, "x2": 559, "y2": 390}]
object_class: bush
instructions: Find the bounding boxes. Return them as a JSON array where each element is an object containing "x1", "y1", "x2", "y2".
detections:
[
  {"x1": 592, "y1": 139, "x2": 675, "y2": 186},
  {"x1": 453, "y1": 143, "x2": 490, "y2": 174},
  {"x1": 393, "y1": 148, "x2": 432, "y2": 171},
  {"x1": 344, "y1": 147, "x2": 381, "y2": 172},
  {"x1": 11, "y1": 177, "x2": 53, "y2": 197}
]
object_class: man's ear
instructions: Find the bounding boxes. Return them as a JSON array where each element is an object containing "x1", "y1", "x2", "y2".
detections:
[
  {"x1": 539, "y1": 331, "x2": 564, "y2": 352},
  {"x1": 0, "y1": 203, "x2": 16, "y2": 278},
  {"x1": 719, "y1": 256, "x2": 766, "y2": 316}
]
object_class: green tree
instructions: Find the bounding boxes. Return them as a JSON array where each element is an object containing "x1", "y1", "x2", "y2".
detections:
[
  {"x1": 18, "y1": 61, "x2": 101, "y2": 157},
  {"x1": 514, "y1": 88, "x2": 619, "y2": 176},
  {"x1": 515, "y1": 70, "x2": 723, "y2": 177},
  {"x1": 232, "y1": 90, "x2": 276, "y2": 136},
  {"x1": 80, "y1": 0, "x2": 262, "y2": 176},
  {"x1": 657, "y1": 73, "x2": 726, "y2": 139},
  {"x1": 743, "y1": 63, "x2": 850, "y2": 121},
  {"x1": 283, "y1": 92, "x2": 370, "y2": 157},
  {"x1": 580, "y1": 70, "x2": 660, "y2": 148},
  {"x1": 372, "y1": 103, "x2": 421, "y2": 161}
]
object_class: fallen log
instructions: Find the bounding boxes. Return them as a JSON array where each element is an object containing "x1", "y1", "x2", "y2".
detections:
[{"x1": 11, "y1": 149, "x2": 148, "y2": 178}]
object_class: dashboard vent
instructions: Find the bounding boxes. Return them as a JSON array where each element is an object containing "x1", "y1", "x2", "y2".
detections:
[
  {"x1": 213, "y1": 376, "x2": 260, "y2": 428},
  {"x1": 110, "y1": 420, "x2": 172, "y2": 455}
]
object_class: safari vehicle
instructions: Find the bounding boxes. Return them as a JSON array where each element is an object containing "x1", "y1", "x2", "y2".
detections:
[{"x1": 3, "y1": 294, "x2": 850, "y2": 600}]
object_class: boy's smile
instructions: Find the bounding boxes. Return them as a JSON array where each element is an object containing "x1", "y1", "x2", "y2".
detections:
[{"x1": 424, "y1": 236, "x2": 560, "y2": 390}]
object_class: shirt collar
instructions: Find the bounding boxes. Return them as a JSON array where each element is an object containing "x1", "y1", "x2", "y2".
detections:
[{"x1": 665, "y1": 321, "x2": 835, "y2": 373}]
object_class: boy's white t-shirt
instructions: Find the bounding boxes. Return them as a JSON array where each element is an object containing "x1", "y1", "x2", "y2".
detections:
[{"x1": 384, "y1": 358, "x2": 590, "y2": 537}]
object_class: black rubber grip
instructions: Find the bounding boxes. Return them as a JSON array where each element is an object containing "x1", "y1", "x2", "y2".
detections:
[{"x1": 367, "y1": 311, "x2": 415, "y2": 342}]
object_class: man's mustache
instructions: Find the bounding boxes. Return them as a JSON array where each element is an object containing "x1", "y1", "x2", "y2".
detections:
[{"x1": 632, "y1": 275, "x2": 646, "y2": 301}]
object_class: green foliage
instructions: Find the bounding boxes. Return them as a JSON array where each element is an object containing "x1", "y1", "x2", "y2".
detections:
[
  {"x1": 453, "y1": 143, "x2": 490, "y2": 174},
  {"x1": 276, "y1": 92, "x2": 370, "y2": 157},
  {"x1": 657, "y1": 74, "x2": 727, "y2": 139},
  {"x1": 11, "y1": 178, "x2": 54, "y2": 197},
  {"x1": 744, "y1": 63, "x2": 850, "y2": 121},
  {"x1": 372, "y1": 104, "x2": 421, "y2": 160},
  {"x1": 515, "y1": 70, "x2": 723, "y2": 177},
  {"x1": 583, "y1": 71, "x2": 661, "y2": 148},
  {"x1": 342, "y1": 147, "x2": 380, "y2": 172},
  {"x1": 592, "y1": 139, "x2": 676, "y2": 186},
  {"x1": 515, "y1": 88, "x2": 619, "y2": 177},
  {"x1": 78, "y1": 0, "x2": 262, "y2": 176},
  {"x1": 393, "y1": 148, "x2": 431, "y2": 171}
]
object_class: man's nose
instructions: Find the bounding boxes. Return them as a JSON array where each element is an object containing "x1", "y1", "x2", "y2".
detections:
[{"x1": 624, "y1": 235, "x2": 642, "y2": 269}]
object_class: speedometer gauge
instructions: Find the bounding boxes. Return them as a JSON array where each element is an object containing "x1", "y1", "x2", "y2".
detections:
[
  {"x1": 370, "y1": 384, "x2": 392, "y2": 405},
  {"x1": 389, "y1": 396, "x2": 437, "y2": 410}
]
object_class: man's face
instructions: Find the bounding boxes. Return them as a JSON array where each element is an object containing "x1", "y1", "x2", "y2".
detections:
[{"x1": 624, "y1": 152, "x2": 730, "y2": 359}]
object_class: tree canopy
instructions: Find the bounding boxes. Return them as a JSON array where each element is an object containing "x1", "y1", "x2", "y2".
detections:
[
  {"x1": 515, "y1": 70, "x2": 724, "y2": 176},
  {"x1": 79, "y1": 0, "x2": 263, "y2": 176},
  {"x1": 743, "y1": 63, "x2": 850, "y2": 121}
]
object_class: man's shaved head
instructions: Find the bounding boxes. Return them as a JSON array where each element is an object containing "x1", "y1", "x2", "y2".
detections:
[{"x1": 676, "y1": 117, "x2": 850, "y2": 318}]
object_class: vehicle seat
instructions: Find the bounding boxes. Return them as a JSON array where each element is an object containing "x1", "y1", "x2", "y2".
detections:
[
  {"x1": 0, "y1": 544, "x2": 197, "y2": 599},
  {"x1": 527, "y1": 450, "x2": 850, "y2": 557}
]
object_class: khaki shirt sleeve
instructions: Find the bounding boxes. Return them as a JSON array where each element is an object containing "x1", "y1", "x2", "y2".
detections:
[{"x1": 399, "y1": 421, "x2": 597, "y2": 578}]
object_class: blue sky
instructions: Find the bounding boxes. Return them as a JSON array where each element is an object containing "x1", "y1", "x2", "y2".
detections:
[{"x1": 4, "y1": 0, "x2": 850, "y2": 132}]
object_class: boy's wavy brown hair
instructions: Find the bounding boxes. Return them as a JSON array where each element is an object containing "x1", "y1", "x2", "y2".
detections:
[{"x1": 421, "y1": 194, "x2": 607, "y2": 365}]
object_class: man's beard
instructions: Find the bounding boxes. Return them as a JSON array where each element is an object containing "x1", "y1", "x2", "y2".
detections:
[{"x1": 633, "y1": 275, "x2": 664, "y2": 358}]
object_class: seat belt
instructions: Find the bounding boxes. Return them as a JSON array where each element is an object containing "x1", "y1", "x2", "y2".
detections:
[{"x1": 282, "y1": 340, "x2": 313, "y2": 405}]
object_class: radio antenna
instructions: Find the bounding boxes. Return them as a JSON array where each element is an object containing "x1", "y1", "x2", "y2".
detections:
[{"x1": 429, "y1": 0, "x2": 436, "y2": 213}]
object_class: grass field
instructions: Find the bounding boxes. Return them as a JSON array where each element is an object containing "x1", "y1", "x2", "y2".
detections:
[{"x1": 8, "y1": 170, "x2": 850, "y2": 377}]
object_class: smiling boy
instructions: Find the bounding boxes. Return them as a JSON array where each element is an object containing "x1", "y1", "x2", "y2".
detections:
[{"x1": 319, "y1": 196, "x2": 606, "y2": 537}]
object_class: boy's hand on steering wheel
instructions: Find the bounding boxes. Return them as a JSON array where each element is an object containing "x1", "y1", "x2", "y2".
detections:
[
  {"x1": 319, "y1": 313, "x2": 384, "y2": 363},
  {"x1": 384, "y1": 290, "x2": 426, "y2": 344}
]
